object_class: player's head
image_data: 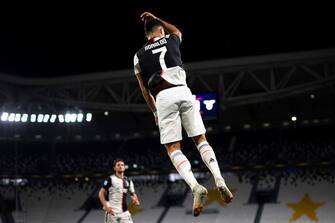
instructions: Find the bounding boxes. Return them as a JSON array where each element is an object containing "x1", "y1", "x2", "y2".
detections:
[
  {"x1": 144, "y1": 18, "x2": 165, "y2": 39},
  {"x1": 113, "y1": 158, "x2": 125, "y2": 173}
]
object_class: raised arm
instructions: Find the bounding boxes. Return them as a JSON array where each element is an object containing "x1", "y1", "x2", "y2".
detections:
[{"x1": 140, "y1": 12, "x2": 182, "y2": 39}]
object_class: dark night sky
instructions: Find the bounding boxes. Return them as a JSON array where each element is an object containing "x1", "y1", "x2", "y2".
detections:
[{"x1": 0, "y1": 2, "x2": 334, "y2": 77}]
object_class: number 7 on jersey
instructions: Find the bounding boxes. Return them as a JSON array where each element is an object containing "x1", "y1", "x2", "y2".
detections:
[{"x1": 152, "y1": 46, "x2": 167, "y2": 70}]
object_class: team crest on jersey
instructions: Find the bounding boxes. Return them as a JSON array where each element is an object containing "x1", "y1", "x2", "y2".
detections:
[{"x1": 124, "y1": 179, "x2": 130, "y2": 188}]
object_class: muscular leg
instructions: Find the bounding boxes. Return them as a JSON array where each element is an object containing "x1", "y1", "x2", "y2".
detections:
[
  {"x1": 166, "y1": 141, "x2": 208, "y2": 216},
  {"x1": 192, "y1": 134, "x2": 233, "y2": 203},
  {"x1": 165, "y1": 141, "x2": 198, "y2": 190},
  {"x1": 192, "y1": 134, "x2": 223, "y2": 181}
]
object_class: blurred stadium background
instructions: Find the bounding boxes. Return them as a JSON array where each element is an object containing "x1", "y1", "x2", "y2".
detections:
[{"x1": 1, "y1": 47, "x2": 335, "y2": 223}]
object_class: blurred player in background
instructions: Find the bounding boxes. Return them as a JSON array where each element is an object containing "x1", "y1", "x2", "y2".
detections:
[{"x1": 99, "y1": 158, "x2": 140, "y2": 223}]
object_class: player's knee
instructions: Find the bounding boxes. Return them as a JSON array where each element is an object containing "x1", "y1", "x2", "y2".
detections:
[
  {"x1": 192, "y1": 134, "x2": 207, "y2": 145},
  {"x1": 165, "y1": 141, "x2": 181, "y2": 154}
]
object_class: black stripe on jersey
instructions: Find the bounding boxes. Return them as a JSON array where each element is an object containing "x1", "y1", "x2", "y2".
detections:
[
  {"x1": 123, "y1": 177, "x2": 130, "y2": 189},
  {"x1": 122, "y1": 193, "x2": 127, "y2": 212},
  {"x1": 122, "y1": 177, "x2": 129, "y2": 212}
]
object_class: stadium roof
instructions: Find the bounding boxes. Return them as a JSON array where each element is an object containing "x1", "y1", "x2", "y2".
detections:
[{"x1": 0, "y1": 2, "x2": 334, "y2": 77}]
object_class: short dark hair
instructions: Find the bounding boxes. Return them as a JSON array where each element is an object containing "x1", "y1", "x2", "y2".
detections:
[
  {"x1": 113, "y1": 158, "x2": 124, "y2": 167},
  {"x1": 144, "y1": 18, "x2": 164, "y2": 36}
]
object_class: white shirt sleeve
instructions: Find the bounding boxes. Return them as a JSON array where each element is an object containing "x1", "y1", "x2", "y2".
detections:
[
  {"x1": 133, "y1": 54, "x2": 141, "y2": 75},
  {"x1": 129, "y1": 180, "x2": 135, "y2": 193}
]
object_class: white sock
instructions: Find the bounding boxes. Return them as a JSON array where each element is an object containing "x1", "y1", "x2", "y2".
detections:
[
  {"x1": 169, "y1": 150, "x2": 198, "y2": 190},
  {"x1": 197, "y1": 141, "x2": 224, "y2": 184}
]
